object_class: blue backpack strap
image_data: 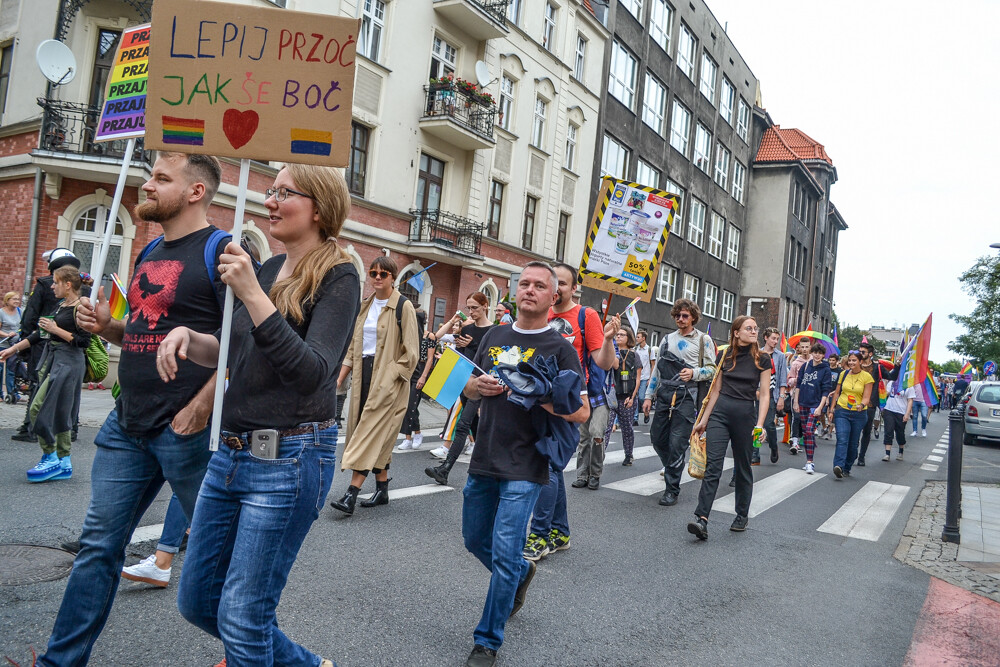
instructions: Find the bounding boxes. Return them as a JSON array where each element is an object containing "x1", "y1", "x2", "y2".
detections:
[
  {"x1": 204, "y1": 228, "x2": 232, "y2": 309},
  {"x1": 137, "y1": 235, "x2": 165, "y2": 266}
]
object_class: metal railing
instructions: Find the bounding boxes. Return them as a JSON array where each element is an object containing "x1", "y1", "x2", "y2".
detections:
[
  {"x1": 36, "y1": 98, "x2": 151, "y2": 163},
  {"x1": 422, "y1": 85, "x2": 496, "y2": 141},
  {"x1": 408, "y1": 209, "x2": 485, "y2": 255},
  {"x1": 469, "y1": 0, "x2": 511, "y2": 25}
]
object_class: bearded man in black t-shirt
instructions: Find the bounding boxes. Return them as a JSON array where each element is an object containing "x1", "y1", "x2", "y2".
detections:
[
  {"x1": 460, "y1": 262, "x2": 589, "y2": 667},
  {"x1": 39, "y1": 153, "x2": 229, "y2": 667}
]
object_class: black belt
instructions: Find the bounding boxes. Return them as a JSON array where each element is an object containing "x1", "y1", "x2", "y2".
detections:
[{"x1": 220, "y1": 417, "x2": 338, "y2": 451}]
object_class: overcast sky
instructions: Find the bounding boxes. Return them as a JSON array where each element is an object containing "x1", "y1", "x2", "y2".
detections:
[{"x1": 708, "y1": 0, "x2": 998, "y2": 362}]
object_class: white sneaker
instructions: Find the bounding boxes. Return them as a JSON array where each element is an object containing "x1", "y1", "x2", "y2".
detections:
[
  {"x1": 412, "y1": 432, "x2": 424, "y2": 449},
  {"x1": 430, "y1": 445, "x2": 449, "y2": 459},
  {"x1": 911, "y1": 430, "x2": 917, "y2": 437},
  {"x1": 804, "y1": 462, "x2": 815, "y2": 475},
  {"x1": 659, "y1": 467, "x2": 665, "y2": 477},
  {"x1": 122, "y1": 555, "x2": 170, "y2": 588},
  {"x1": 922, "y1": 429, "x2": 927, "y2": 438},
  {"x1": 463, "y1": 442, "x2": 475, "y2": 456},
  {"x1": 395, "y1": 439, "x2": 413, "y2": 452}
]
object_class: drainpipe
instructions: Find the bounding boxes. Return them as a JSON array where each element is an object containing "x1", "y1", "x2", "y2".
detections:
[
  {"x1": 746, "y1": 297, "x2": 767, "y2": 317},
  {"x1": 24, "y1": 167, "x2": 44, "y2": 294}
]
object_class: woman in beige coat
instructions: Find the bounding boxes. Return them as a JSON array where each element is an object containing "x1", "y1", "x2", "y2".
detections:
[{"x1": 330, "y1": 256, "x2": 419, "y2": 515}]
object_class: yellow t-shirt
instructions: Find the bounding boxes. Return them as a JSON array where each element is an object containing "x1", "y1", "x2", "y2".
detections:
[{"x1": 837, "y1": 371, "x2": 874, "y2": 411}]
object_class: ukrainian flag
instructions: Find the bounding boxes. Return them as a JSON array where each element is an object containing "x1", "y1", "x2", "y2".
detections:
[{"x1": 423, "y1": 347, "x2": 476, "y2": 408}]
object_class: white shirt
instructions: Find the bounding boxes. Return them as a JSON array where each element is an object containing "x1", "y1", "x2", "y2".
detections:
[
  {"x1": 634, "y1": 343, "x2": 650, "y2": 376},
  {"x1": 362, "y1": 298, "x2": 388, "y2": 356},
  {"x1": 884, "y1": 384, "x2": 915, "y2": 415}
]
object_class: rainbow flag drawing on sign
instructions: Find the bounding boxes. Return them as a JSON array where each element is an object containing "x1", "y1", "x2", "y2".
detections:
[
  {"x1": 898, "y1": 314, "x2": 932, "y2": 390},
  {"x1": 109, "y1": 273, "x2": 129, "y2": 320},
  {"x1": 422, "y1": 347, "x2": 476, "y2": 408},
  {"x1": 161, "y1": 116, "x2": 205, "y2": 146}
]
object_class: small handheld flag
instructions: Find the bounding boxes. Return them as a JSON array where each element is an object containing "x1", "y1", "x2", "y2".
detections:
[
  {"x1": 422, "y1": 347, "x2": 477, "y2": 408},
  {"x1": 109, "y1": 273, "x2": 129, "y2": 320},
  {"x1": 623, "y1": 300, "x2": 639, "y2": 335},
  {"x1": 831, "y1": 325, "x2": 838, "y2": 347},
  {"x1": 960, "y1": 361, "x2": 973, "y2": 375},
  {"x1": 405, "y1": 262, "x2": 438, "y2": 294}
]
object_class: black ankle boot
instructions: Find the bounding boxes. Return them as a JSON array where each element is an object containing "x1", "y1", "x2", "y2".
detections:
[
  {"x1": 360, "y1": 479, "x2": 390, "y2": 507},
  {"x1": 330, "y1": 485, "x2": 361, "y2": 515},
  {"x1": 424, "y1": 462, "x2": 452, "y2": 486}
]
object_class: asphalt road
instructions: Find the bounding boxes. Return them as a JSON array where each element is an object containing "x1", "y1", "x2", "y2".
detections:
[{"x1": 2, "y1": 410, "x2": 998, "y2": 666}]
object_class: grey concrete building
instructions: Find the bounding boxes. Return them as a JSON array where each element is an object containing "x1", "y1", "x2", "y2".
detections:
[
  {"x1": 740, "y1": 119, "x2": 847, "y2": 337},
  {"x1": 578, "y1": 0, "x2": 761, "y2": 348}
]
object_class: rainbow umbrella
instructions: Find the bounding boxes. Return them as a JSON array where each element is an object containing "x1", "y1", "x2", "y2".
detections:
[{"x1": 786, "y1": 330, "x2": 840, "y2": 356}]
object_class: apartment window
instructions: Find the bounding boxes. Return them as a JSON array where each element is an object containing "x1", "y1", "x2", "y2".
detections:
[
  {"x1": 657, "y1": 265, "x2": 677, "y2": 303},
  {"x1": 488, "y1": 180, "x2": 504, "y2": 239},
  {"x1": 721, "y1": 290, "x2": 735, "y2": 322},
  {"x1": 359, "y1": 0, "x2": 386, "y2": 62},
  {"x1": 664, "y1": 179, "x2": 683, "y2": 236},
  {"x1": 714, "y1": 144, "x2": 730, "y2": 189},
  {"x1": 693, "y1": 124, "x2": 711, "y2": 173},
  {"x1": 727, "y1": 224, "x2": 741, "y2": 268},
  {"x1": 522, "y1": 196, "x2": 537, "y2": 249},
  {"x1": 499, "y1": 75, "x2": 514, "y2": 131},
  {"x1": 430, "y1": 36, "x2": 457, "y2": 79},
  {"x1": 72, "y1": 206, "x2": 125, "y2": 289},
  {"x1": 707, "y1": 212, "x2": 724, "y2": 258},
  {"x1": 531, "y1": 97, "x2": 547, "y2": 148},
  {"x1": 787, "y1": 240, "x2": 797, "y2": 278},
  {"x1": 574, "y1": 35, "x2": 587, "y2": 81},
  {"x1": 737, "y1": 99, "x2": 751, "y2": 142},
  {"x1": 347, "y1": 122, "x2": 370, "y2": 196},
  {"x1": 601, "y1": 134, "x2": 629, "y2": 179},
  {"x1": 731, "y1": 161, "x2": 746, "y2": 203},
  {"x1": 642, "y1": 73, "x2": 667, "y2": 135},
  {"x1": 556, "y1": 213, "x2": 569, "y2": 262},
  {"x1": 669, "y1": 100, "x2": 691, "y2": 156},
  {"x1": 0, "y1": 45, "x2": 12, "y2": 116},
  {"x1": 415, "y1": 153, "x2": 445, "y2": 211},
  {"x1": 649, "y1": 0, "x2": 673, "y2": 53},
  {"x1": 508, "y1": 0, "x2": 523, "y2": 25},
  {"x1": 703, "y1": 283, "x2": 718, "y2": 318},
  {"x1": 720, "y1": 79, "x2": 735, "y2": 125},
  {"x1": 636, "y1": 159, "x2": 660, "y2": 188},
  {"x1": 699, "y1": 53, "x2": 717, "y2": 103},
  {"x1": 687, "y1": 198, "x2": 705, "y2": 247},
  {"x1": 609, "y1": 41, "x2": 638, "y2": 109},
  {"x1": 543, "y1": 3, "x2": 557, "y2": 51},
  {"x1": 565, "y1": 123, "x2": 578, "y2": 171},
  {"x1": 677, "y1": 24, "x2": 695, "y2": 80},
  {"x1": 683, "y1": 274, "x2": 699, "y2": 302},
  {"x1": 621, "y1": 0, "x2": 642, "y2": 21},
  {"x1": 89, "y1": 29, "x2": 121, "y2": 110}
]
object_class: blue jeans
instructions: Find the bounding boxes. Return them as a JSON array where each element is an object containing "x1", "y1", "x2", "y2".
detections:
[
  {"x1": 912, "y1": 401, "x2": 929, "y2": 430},
  {"x1": 462, "y1": 474, "x2": 542, "y2": 651},
  {"x1": 3, "y1": 356, "x2": 16, "y2": 398},
  {"x1": 156, "y1": 493, "x2": 189, "y2": 554},
  {"x1": 529, "y1": 465, "x2": 568, "y2": 537},
  {"x1": 39, "y1": 409, "x2": 212, "y2": 667},
  {"x1": 833, "y1": 408, "x2": 867, "y2": 473},
  {"x1": 634, "y1": 380, "x2": 648, "y2": 421},
  {"x1": 177, "y1": 424, "x2": 338, "y2": 667}
]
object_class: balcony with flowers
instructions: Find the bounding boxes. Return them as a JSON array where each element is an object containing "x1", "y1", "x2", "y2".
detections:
[{"x1": 419, "y1": 75, "x2": 497, "y2": 151}]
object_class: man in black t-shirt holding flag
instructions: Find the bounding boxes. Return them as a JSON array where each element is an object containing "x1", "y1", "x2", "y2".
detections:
[
  {"x1": 460, "y1": 261, "x2": 589, "y2": 667},
  {"x1": 39, "y1": 153, "x2": 229, "y2": 667}
]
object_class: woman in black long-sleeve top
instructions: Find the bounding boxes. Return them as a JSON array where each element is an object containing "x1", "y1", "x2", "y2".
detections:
[
  {"x1": 687, "y1": 315, "x2": 771, "y2": 540},
  {"x1": 156, "y1": 164, "x2": 360, "y2": 666}
]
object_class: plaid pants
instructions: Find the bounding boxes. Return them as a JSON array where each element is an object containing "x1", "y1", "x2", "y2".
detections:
[{"x1": 799, "y1": 406, "x2": 818, "y2": 461}]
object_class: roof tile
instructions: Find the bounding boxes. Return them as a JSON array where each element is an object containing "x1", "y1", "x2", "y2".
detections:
[{"x1": 755, "y1": 125, "x2": 833, "y2": 165}]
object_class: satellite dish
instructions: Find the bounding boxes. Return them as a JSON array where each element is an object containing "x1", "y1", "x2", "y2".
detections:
[
  {"x1": 36, "y1": 40, "x2": 77, "y2": 85},
  {"x1": 475, "y1": 60, "x2": 495, "y2": 88}
]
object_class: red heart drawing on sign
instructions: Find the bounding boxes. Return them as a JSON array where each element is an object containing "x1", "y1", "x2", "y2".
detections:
[{"x1": 222, "y1": 109, "x2": 258, "y2": 150}]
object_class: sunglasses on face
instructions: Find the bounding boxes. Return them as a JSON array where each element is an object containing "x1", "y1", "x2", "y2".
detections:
[
  {"x1": 369, "y1": 270, "x2": 391, "y2": 279},
  {"x1": 674, "y1": 313, "x2": 691, "y2": 320}
]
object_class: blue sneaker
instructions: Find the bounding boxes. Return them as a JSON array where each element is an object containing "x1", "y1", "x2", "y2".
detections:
[
  {"x1": 52, "y1": 455, "x2": 72, "y2": 480},
  {"x1": 27, "y1": 453, "x2": 61, "y2": 483}
]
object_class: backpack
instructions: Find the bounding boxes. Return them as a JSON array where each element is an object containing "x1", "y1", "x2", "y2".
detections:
[
  {"x1": 577, "y1": 306, "x2": 607, "y2": 408},
  {"x1": 84, "y1": 334, "x2": 109, "y2": 383},
  {"x1": 136, "y1": 228, "x2": 234, "y2": 309}
]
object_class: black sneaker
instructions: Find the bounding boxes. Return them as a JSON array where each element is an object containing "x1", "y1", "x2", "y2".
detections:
[
  {"x1": 730, "y1": 515, "x2": 749, "y2": 532},
  {"x1": 856, "y1": 459, "x2": 865, "y2": 467},
  {"x1": 644, "y1": 414, "x2": 650, "y2": 424},
  {"x1": 622, "y1": 455, "x2": 634, "y2": 466},
  {"x1": 61, "y1": 539, "x2": 82, "y2": 554},
  {"x1": 833, "y1": 465, "x2": 844, "y2": 479},
  {"x1": 728, "y1": 478, "x2": 736, "y2": 488},
  {"x1": 687, "y1": 517, "x2": 708, "y2": 541},
  {"x1": 571, "y1": 478, "x2": 588, "y2": 488},
  {"x1": 770, "y1": 448, "x2": 779, "y2": 464},
  {"x1": 11, "y1": 432, "x2": 35, "y2": 443},
  {"x1": 511, "y1": 560, "x2": 536, "y2": 616},
  {"x1": 466, "y1": 645, "x2": 498, "y2": 667}
]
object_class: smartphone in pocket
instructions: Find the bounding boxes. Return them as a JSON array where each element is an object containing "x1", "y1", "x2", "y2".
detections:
[{"x1": 251, "y1": 429, "x2": 280, "y2": 459}]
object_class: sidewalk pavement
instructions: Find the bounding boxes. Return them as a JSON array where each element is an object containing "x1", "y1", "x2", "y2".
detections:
[{"x1": 0, "y1": 385, "x2": 452, "y2": 432}]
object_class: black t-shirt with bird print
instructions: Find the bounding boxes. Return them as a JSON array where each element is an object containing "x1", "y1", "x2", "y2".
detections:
[{"x1": 117, "y1": 226, "x2": 227, "y2": 437}]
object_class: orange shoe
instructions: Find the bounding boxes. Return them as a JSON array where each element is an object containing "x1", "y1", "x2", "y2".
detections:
[{"x1": 214, "y1": 659, "x2": 226, "y2": 667}]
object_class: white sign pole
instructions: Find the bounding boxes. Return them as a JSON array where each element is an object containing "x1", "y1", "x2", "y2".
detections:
[
  {"x1": 90, "y1": 137, "x2": 136, "y2": 286},
  {"x1": 208, "y1": 158, "x2": 250, "y2": 451}
]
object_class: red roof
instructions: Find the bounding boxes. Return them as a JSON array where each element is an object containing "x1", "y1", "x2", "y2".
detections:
[
  {"x1": 582, "y1": 0, "x2": 596, "y2": 16},
  {"x1": 755, "y1": 125, "x2": 833, "y2": 165}
]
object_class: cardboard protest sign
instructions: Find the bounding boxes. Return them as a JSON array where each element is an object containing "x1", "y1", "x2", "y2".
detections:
[
  {"x1": 579, "y1": 177, "x2": 679, "y2": 302},
  {"x1": 94, "y1": 24, "x2": 150, "y2": 142},
  {"x1": 146, "y1": 0, "x2": 358, "y2": 166}
]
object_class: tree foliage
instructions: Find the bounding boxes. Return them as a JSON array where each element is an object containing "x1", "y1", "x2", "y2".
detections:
[
  {"x1": 929, "y1": 359, "x2": 962, "y2": 374},
  {"x1": 949, "y1": 254, "x2": 1000, "y2": 366}
]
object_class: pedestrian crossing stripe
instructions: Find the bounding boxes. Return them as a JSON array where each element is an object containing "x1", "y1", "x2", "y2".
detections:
[
  {"x1": 927, "y1": 455, "x2": 943, "y2": 462},
  {"x1": 565, "y1": 445, "x2": 657, "y2": 471},
  {"x1": 713, "y1": 468, "x2": 826, "y2": 518},
  {"x1": 921, "y1": 464, "x2": 939, "y2": 471},
  {"x1": 603, "y1": 458, "x2": 734, "y2": 495},
  {"x1": 817, "y1": 482, "x2": 909, "y2": 541}
]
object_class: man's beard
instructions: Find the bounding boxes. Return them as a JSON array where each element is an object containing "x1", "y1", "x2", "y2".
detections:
[
  {"x1": 554, "y1": 292, "x2": 565, "y2": 306},
  {"x1": 135, "y1": 194, "x2": 185, "y2": 223}
]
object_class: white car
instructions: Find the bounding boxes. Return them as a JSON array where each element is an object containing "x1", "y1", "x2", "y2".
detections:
[{"x1": 963, "y1": 381, "x2": 1000, "y2": 445}]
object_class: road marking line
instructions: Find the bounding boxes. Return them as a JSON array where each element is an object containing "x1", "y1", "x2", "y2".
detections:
[
  {"x1": 714, "y1": 468, "x2": 826, "y2": 518},
  {"x1": 817, "y1": 481, "x2": 909, "y2": 541},
  {"x1": 604, "y1": 458, "x2": 733, "y2": 495},
  {"x1": 927, "y1": 455, "x2": 944, "y2": 462},
  {"x1": 130, "y1": 523, "x2": 164, "y2": 545},
  {"x1": 566, "y1": 445, "x2": 657, "y2": 472},
  {"x1": 921, "y1": 464, "x2": 939, "y2": 471},
  {"x1": 932, "y1": 448, "x2": 947, "y2": 455},
  {"x1": 390, "y1": 483, "x2": 455, "y2": 500}
]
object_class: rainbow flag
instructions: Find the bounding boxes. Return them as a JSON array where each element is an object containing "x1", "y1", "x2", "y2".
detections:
[
  {"x1": 831, "y1": 325, "x2": 838, "y2": 347},
  {"x1": 109, "y1": 273, "x2": 129, "y2": 320},
  {"x1": 780, "y1": 332, "x2": 788, "y2": 353},
  {"x1": 960, "y1": 361, "x2": 973, "y2": 375},
  {"x1": 878, "y1": 381, "x2": 888, "y2": 409},
  {"x1": 422, "y1": 347, "x2": 476, "y2": 408},
  {"x1": 918, "y1": 375, "x2": 940, "y2": 406},
  {"x1": 898, "y1": 313, "x2": 932, "y2": 390}
]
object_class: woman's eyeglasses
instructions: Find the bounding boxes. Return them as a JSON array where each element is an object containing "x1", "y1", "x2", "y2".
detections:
[
  {"x1": 265, "y1": 187, "x2": 314, "y2": 202},
  {"x1": 369, "y1": 270, "x2": 391, "y2": 279}
]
